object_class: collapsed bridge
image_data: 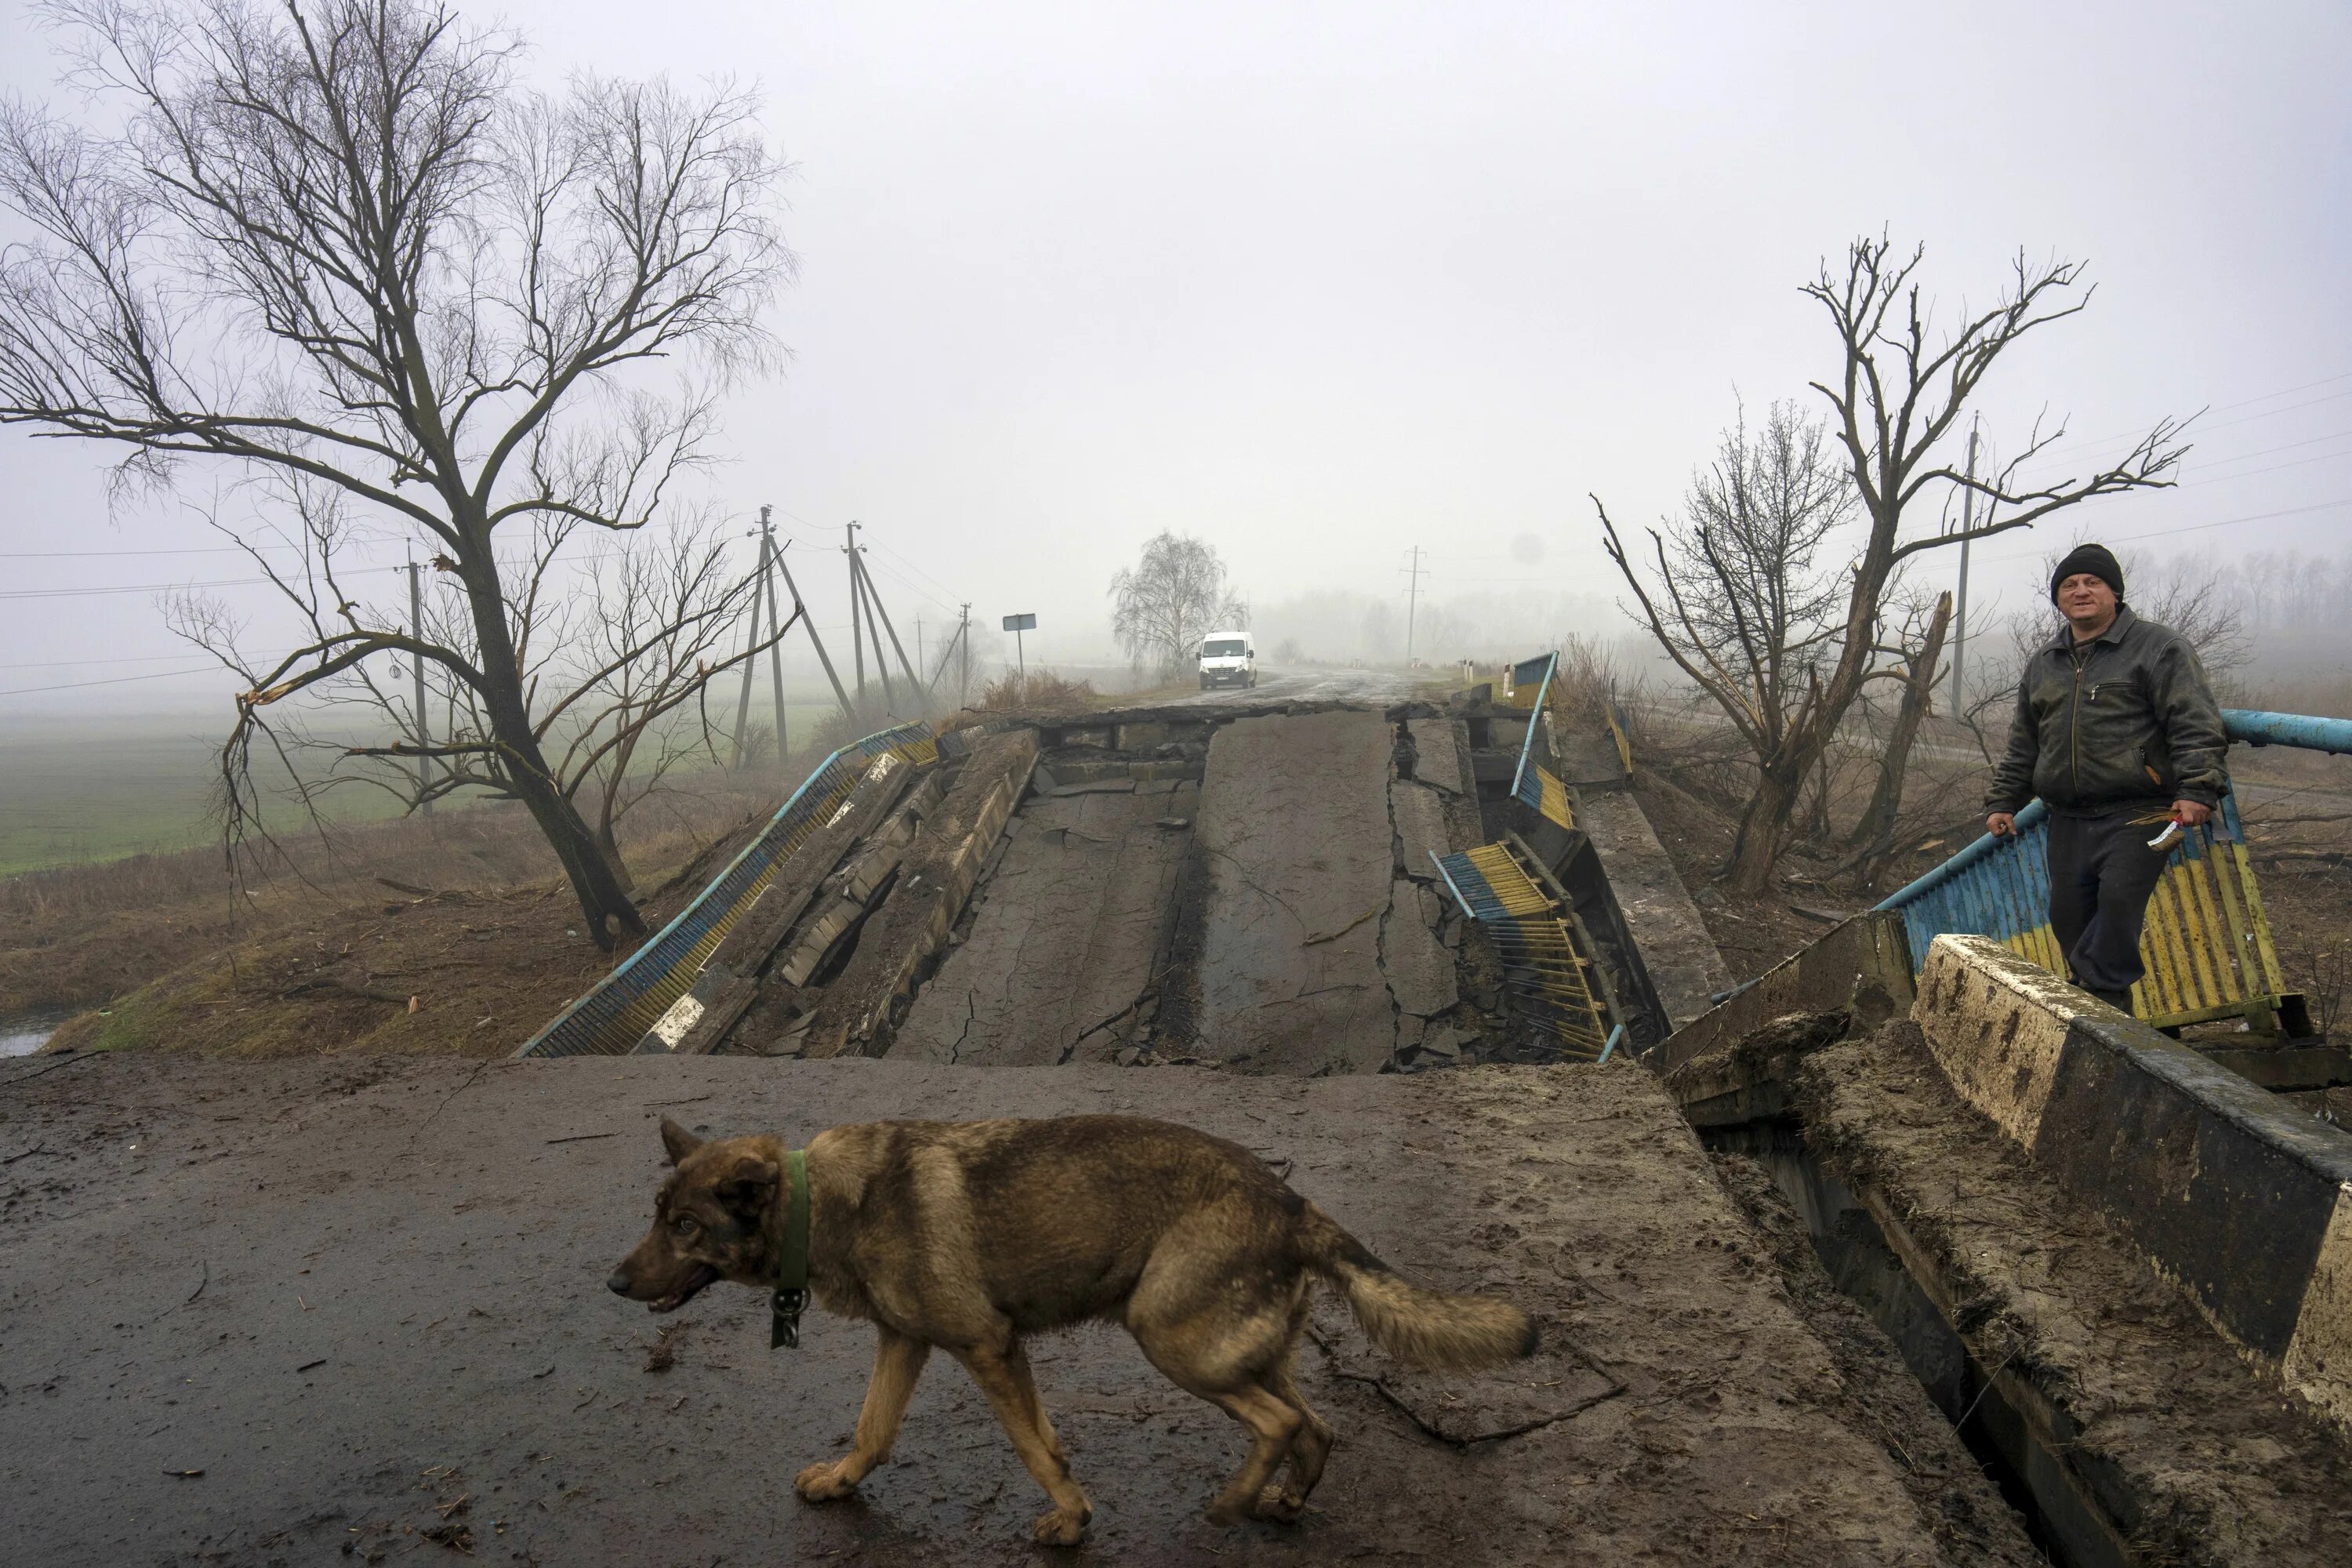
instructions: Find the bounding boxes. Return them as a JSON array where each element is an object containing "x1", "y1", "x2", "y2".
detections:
[
  {"x1": 9, "y1": 668, "x2": 2352, "y2": 1566},
  {"x1": 517, "y1": 662, "x2": 1695, "y2": 1076}
]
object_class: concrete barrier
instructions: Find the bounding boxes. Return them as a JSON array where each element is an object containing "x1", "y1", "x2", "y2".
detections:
[
  {"x1": 1653, "y1": 911, "x2": 1913, "y2": 1073},
  {"x1": 1913, "y1": 935, "x2": 2352, "y2": 1428}
]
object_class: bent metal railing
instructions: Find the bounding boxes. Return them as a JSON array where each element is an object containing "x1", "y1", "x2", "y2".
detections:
[
  {"x1": 516, "y1": 722, "x2": 937, "y2": 1059},
  {"x1": 1875, "y1": 708, "x2": 2347, "y2": 1035},
  {"x1": 1432, "y1": 839, "x2": 1615, "y2": 1061}
]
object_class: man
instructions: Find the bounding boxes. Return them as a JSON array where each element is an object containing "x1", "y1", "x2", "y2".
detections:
[{"x1": 1984, "y1": 543, "x2": 2230, "y2": 1014}]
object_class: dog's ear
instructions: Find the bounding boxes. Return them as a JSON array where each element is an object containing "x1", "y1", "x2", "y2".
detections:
[
  {"x1": 659, "y1": 1116, "x2": 704, "y2": 1167},
  {"x1": 714, "y1": 1152, "x2": 779, "y2": 1220}
]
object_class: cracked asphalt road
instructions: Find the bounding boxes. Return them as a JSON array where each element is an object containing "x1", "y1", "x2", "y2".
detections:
[{"x1": 0, "y1": 1053, "x2": 1976, "y2": 1566}]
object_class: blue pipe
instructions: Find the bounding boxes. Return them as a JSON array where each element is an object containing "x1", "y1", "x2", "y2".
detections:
[
  {"x1": 1510, "y1": 651, "x2": 1557, "y2": 800},
  {"x1": 1874, "y1": 799, "x2": 2049, "y2": 912},
  {"x1": 2223, "y1": 709, "x2": 2352, "y2": 757}
]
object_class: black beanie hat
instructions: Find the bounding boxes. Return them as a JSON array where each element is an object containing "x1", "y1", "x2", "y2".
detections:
[{"x1": 2051, "y1": 543, "x2": 2125, "y2": 604}]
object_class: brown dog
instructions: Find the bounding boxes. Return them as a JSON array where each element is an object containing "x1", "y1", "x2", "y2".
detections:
[{"x1": 609, "y1": 1113, "x2": 1533, "y2": 1545}]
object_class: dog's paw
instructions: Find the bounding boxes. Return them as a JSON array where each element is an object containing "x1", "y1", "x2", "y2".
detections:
[
  {"x1": 1031, "y1": 1506, "x2": 1089, "y2": 1546},
  {"x1": 793, "y1": 1461, "x2": 858, "y2": 1502},
  {"x1": 1254, "y1": 1484, "x2": 1305, "y2": 1523},
  {"x1": 1203, "y1": 1500, "x2": 1253, "y2": 1529}
]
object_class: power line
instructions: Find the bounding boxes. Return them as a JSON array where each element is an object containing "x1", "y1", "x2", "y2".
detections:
[
  {"x1": 0, "y1": 664, "x2": 225, "y2": 697},
  {"x1": 1975, "y1": 495, "x2": 2352, "y2": 564},
  {"x1": 0, "y1": 544, "x2": 254, "y2": 558},
  {"x1": 0, "y1": 652, "x2": 223, "y2": 670},
  {"x1": 0, "y1": 566, "x2": 401, "y2": 600},
  {"x1": 2013, "y1": 369, "x2": 2352, "y2": 466}
]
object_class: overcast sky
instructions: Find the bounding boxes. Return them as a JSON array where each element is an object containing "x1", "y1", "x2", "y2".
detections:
[{"x1": 3, "y1": 0, "x2": 2348, "y2": 715}]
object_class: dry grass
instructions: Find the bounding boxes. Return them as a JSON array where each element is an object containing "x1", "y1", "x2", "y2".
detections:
[{"x1": 972, "y1": 668, "x2": 1101, "y2": 714}]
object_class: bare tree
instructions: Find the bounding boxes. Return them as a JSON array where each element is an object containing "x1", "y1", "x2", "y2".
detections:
[
  {"x1": 1841, "y1": 590, "x2": 1952, "y2": 876},
  {"x1": 1109, "y1": 532, "x2": 1246, "y2": 677},
  {"x1": 165, "y1": 497, "x2": 787, "y2": 895},
  {"x1": 1595, "y1": 398, "x2": 1854, "y2": 866},
  {"x1": 1602, "y1": 235, "x2": 2189, "y2": 894},
  {"x1": 0, "y1": 0, "x2": 789, "y2": 946}
]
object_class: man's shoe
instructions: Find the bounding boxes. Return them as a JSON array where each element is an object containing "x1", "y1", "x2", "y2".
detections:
[{"x1": 2086, "y1": 987, "x2": 2135, "y2": 1014}]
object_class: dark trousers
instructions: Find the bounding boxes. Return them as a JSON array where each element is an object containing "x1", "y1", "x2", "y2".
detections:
[{"x1": 2046, "y1": 811, "x2": 2171, "y2": 999}]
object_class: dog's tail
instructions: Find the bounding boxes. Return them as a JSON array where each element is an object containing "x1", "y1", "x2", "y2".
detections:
[{"x1": 1294, "y1": 1201, "x2": 1535, "y2": 1371}]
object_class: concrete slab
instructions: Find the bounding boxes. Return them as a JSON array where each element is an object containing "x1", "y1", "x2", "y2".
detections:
[
  {"x1": 893, "y1": 787, "x2": 1192, "y2": 1066},
  {"x1": 0, "y1": 1054, "x2": 1981, "y2": 1567},
  {"x1": 1379, "y1": 879, "x2": 1456, "y2": 1018},
  {"x1": 1915, "y1": 935, "x2": 2352, "y2": 1428},
  {"x1": 1388, "y1": 777, "x2": 1452, "y2": 873},
  {"x1": 1192, "y1": 711, "x2": 1397, "y2": 1074},
  {"x1": 1572, "y1": 788, "x2": 1733, "y2": 1026},
  {"x1": 1405, "y1": 717, "x2": 1467, "y2": 796}
]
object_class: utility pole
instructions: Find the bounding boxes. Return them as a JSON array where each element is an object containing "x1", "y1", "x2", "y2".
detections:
[
  {"x1": 938, "y1": 603, "x2": 972, "y2": 708},
  {"x1": 1951, "y1": 421, "x2": 1980, "y2": 715},
  {"x1": 1400, "y1": 545, "x2": 1428, "y2": 665},
  {"x1": 408, "y1": 558, "x2": 432, "y2": 815},
  {"x1": 851, "y1": 554, "x2": 898, "y2": 712},
  {"x1": 844, "y1": 521, "x2": 866, "y2": 704},
  {"x1": 851, "y1": 550, "x2": 925, "y2": 708},
  {"x1": 731, "y1": 510, "x2": 777, "y2": 768},
  {"x1": 771, "y1": 535, "x2": 855, "y2": 720},
  {"x1": 759, "y1": 508, "x2": 789, "y2": 763}
]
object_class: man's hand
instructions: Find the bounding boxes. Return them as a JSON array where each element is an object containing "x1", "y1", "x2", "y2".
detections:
[
  {"x1": 2172, "y1": 800, "x2": 2212, "y2": 829},
  {"x1": 1986, "y1": 812, "x2": 2016, "y2": 837}
]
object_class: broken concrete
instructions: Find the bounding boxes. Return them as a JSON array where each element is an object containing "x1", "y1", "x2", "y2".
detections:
[
  {"x1": 892, "y1": 783, "x2": 1197, "y2": 1066},
  {"x1": 1190, "y1": 711, "x2": 1399, "y2": 1075},
  {"x1": 1568, "y1": 787, "x2": 1732, "y2": 1027},
  {"x1": 1405, "y1": 716, "x2": 1468, "y2": 796},
  {"x1": 796, "y1": 728, "x2": 1039, "y2": 1059}
]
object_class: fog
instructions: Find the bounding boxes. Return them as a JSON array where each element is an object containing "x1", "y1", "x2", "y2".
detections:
[{"x1": 4, "y1": 0, "x2": 2350, "y2": 723}]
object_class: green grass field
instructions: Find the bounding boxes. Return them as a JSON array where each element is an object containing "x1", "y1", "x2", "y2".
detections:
[
  {"x1": 0, "y1": 717, "x2": 399, "y2": 876},
  {"x1": 0, "y1": 701, "x2": 855, "y2": 877}
]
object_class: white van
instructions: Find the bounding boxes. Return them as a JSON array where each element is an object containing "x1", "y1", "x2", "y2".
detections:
[{"x1": 1198, "y1": 630, "x2": 1256, "y2": 690}]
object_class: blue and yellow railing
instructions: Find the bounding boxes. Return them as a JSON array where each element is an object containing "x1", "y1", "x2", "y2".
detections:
[
  {"x1": 1876, "y1": 709, "x2": 2339, "y2": 1035},
  {"x1": 1505, "y1": 651, "x2": 1575, "y2": 829},
  {"x1": 1432, "y1": 839, "x2": 1617, "y2": 1062},
  {"x1": 516, "y1": 721, "x2": 938, "y2": 1058}
]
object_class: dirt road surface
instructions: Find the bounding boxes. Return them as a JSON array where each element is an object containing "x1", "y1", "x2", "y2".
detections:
[{"x1": 0, "y1": 1053, "x2": 2006, "y2": 1566}]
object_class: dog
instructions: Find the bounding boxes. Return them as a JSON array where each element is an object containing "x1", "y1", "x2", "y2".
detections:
[{"x1": 609, "y1": 1113, "x2": 1534, "y2": 1545}]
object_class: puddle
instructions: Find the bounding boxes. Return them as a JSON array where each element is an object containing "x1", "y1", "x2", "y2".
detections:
[{"x1": 2, "y1": 1007, "x2": 71, "y2": 1058}]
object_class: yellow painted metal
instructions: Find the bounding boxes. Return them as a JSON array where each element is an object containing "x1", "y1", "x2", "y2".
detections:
[
  {"x1": 2230, "y1": 840, "x2": 2289, "y2": 994},
  {"x1": 1604, "y1": 700, "x2": 1634, "y2": 775},
  {"x1": 2122, "y1": 828, "x2": 2297, "y2": 1030},
  {"x1": 1458, "y1": 841, "x2": 1611, "y2": 1058},
  {"x1": 1534, "y1": 766, "x2": 1573, "y2": 829}
]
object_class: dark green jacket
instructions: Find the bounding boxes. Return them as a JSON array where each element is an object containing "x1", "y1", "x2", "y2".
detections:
[{"x1": 1987, "y1": 606, "x2": 2230, "y2": 817}]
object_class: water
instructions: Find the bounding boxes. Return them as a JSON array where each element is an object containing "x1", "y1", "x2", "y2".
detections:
[{"x1": 1, "y1": 1007, "x2": 70, "y2": 1058}]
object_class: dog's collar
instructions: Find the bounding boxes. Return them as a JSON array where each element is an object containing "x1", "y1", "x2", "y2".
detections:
[{"x1": 771, "y1": 1147, "x2": 811, "y2": 1351}]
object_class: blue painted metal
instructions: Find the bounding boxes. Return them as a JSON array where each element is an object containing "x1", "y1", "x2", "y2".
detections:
[
  {"x1": 1509, "y1": 651, "x2": 1557, "y2": 804},
  {"x1": 1598, "y1": 1023, "x2": 1625, "y2": 1065},
  {"x1": 1429, "y1": 849, "x2": 1481, "y2": 920},
  {"x1": 2224, "y1": 709, "x2": 2352, "y2": 757},
  {"x1": 1432, "y1": 848, "x2": 1508, "y2": 921},
  {"x1": 516, "y1": 721, "x2": 933, "y2": 1058},
  {"x1": 1871, "y1": 710, "x2": 2342, "y2": 1028}
]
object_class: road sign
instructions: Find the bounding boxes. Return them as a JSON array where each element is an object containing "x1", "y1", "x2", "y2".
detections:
[{"x1": 1001, "y1": 612, "x2": 1036, "y2": 631}]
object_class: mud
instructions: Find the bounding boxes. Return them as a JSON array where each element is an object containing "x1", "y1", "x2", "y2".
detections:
[
  {"x1": 1794, "y1": 1020, "x2": 2352, "y2": 1563},
  {"x1": 1, "y1": 1052, "x2": 2003, "y2": 1566}
]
